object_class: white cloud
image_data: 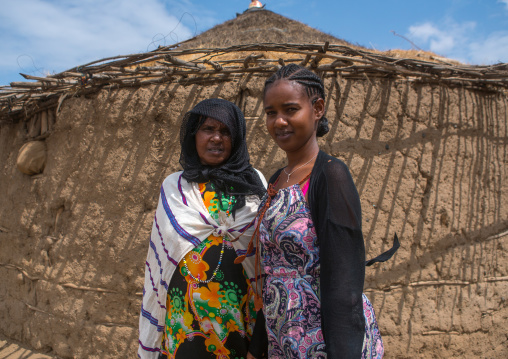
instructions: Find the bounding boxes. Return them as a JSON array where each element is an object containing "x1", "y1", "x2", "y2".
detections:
[
  {"x1": 0, "y1": 0, "x2": 202, "y2": 82},
  {"x1": 499, "y1": 0, "x2": 508, "y2": 10},
  {"x1": 469, "y1": 31, "x2": 508, "y2": 64},
  {"x1": 408, "y1": 20, "x2": 476, "y2": 56},
  {"x1": 408, "y1": 23, "x2": 456, "y2": 54},
  {"x1": 405, "y1": 19, "x2": 508, "y2": 64}
]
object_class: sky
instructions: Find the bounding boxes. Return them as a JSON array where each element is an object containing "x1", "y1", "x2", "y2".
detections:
[{"x1": 1, "y1": 0, "x2": 508, "y2": 86}]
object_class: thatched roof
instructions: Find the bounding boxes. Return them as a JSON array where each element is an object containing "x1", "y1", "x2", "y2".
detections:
[
  {"x1": 179, "y1": 9, "x2": 352, "y2": 49},
  {"x1": 1, "y1": 9, "x2": 507, "y2": 124}
]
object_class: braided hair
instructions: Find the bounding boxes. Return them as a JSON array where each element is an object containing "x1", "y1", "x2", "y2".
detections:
[{"x1": 264, "y1": 64, "x2": 329, "y2": 137}]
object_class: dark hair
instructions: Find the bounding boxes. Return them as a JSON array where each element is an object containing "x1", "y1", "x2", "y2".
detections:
[{"x1": 264, "y1": 64, "x2": 329, "y2": 137}]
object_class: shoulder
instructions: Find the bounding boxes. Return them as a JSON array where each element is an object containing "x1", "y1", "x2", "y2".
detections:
[
  {"x1": 253, "y1": 168, "x2": 268, "y2": 188},
  {"x1": 268, "y1": 168, "x2": 284, "y2": 184},
  {"x1": 161, "y1": 171, "x2": 185, "y2": 188},
  {"x1": 314, "y1": 151, "x2": 352, "y2": 182}
]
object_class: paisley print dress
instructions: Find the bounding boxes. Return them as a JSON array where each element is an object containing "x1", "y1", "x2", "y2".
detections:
[
  {"x1": 259, "y1": 183, "x2": 384, "y2": 359},
  {"x1": 160, "y1": 182, "x2": 258, "y2": 359}
]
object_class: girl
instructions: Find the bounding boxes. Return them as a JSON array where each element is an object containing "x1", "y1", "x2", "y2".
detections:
[{"x1": 256, "y1": 64, "x2": 392, "y2": 358}]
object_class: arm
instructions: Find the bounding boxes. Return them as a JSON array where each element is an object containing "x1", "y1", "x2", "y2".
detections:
[
  {"x1": 309, "y1": 156, "x2": 365, "y2": 358},
  {"x1": 138, "y1": 240, "x2": 165, "y2": 358},
  {"x1": 138, "y1": 193, "x2": 167, "y2": 359}
]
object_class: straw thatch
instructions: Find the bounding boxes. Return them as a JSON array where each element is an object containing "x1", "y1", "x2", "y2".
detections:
[{"x1": 179, "y1": 8, "x2": 352, "y2": 48}]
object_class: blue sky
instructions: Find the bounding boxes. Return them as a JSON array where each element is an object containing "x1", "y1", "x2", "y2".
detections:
[{"x1": 1, "y1": 0, "x2": 508, "y2": 86}]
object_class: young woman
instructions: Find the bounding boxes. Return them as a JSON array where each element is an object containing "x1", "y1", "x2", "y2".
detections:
[
  {"x1": 138, "y1": 99, "x2": 268, "y2": 359},
  {"x1": 255, "y1": 64, "x2": 393, "y2": 358}
]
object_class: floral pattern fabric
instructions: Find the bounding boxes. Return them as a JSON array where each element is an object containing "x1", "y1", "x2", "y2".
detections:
[
  {"x1": 362, "y1": 295, "x2": 384, "y2": 358},
  {"x1": 160, "y1": 182, "x2": 257, "y2": 359},
  {"x1": 259, "y1": 183, "x2": 384, "y2": 359}
]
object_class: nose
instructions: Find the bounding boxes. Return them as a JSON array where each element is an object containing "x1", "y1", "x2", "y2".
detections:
[
  {"x1": 274, "y1": 115, "x2": 288, "y2": 128},
  {"x1": 210, "y1": 131, "x2": 223, "y2": 142}
]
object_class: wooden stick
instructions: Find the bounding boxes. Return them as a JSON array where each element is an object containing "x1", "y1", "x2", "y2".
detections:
[
  {"x1": 9, "y1": 81, "x2": 44, "y2": 88},
  {"x1": 28, "y1": 112, "x2": 41, "y2": 137},
  {"x1": 0, "y1": 263, "x2": 40, "y2": 281},
  {"x1": 422, "y1": 331, "x2": 460, "y2": 336},
  {"x1": 23, "y1": 302, "x2": 54, "y2": 316},
  {"x1": 244, "y1": 53, "x2": 264, "y2": 68},
  {"x1": 48, "y1": 109, "x2": 55, "y2": 130},
  {"x1": 204, "y1": 59, "x2": 223, "y2": 71},
  {"x1": 21, "y1": 73, "x2": 60, "y2": 83},
  {"x1": 60, "y1": 282, "x2": 118, "y2": 294},
  {"x1": 163, "y1": 55, "x2": 205, "y2": 69},
  {"x1": 485, "y1": 276, "x2": 508, "y2": 282},
  {"x1": 40, "y1": 110, "x2": 48, "y2": 134}
]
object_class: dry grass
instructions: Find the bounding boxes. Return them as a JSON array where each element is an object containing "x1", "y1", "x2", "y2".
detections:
[{"x1": 180, "y1": 9, "x2": 352, "y2": 49}]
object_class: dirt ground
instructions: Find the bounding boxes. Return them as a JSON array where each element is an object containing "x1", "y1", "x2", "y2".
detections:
[{"x1": 0, "y1": 76, "x2": 507, "y2": 358}]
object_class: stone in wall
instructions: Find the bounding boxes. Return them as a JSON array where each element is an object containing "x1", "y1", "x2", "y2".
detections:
[{"x1": 16, "y1": 141, "x2": 47, "y2": 175}]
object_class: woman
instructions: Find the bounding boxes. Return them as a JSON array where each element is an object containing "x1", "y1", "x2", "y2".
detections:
[
  {"x1": 252, "y1": 64, "x2": 398, "y2": 358},
  {"x1": 138, "y1": 99, "x2": 268, "y2": 359}
]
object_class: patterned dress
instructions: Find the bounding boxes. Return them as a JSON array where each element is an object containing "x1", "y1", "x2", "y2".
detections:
[
  {"x1": 259, "y1": 183, "x2": 384, "y2": 358},
  {"x1": 160, "y1": 182, "x2": 258, "y2": 359}
]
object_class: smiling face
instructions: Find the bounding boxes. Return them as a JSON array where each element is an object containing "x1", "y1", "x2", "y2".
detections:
[
  {"x1": 195, "y1": 117, "x2": 232, "y2": 167},
  {"x1": 264, "y1": 79, "x2": 324, "y2": 154}
]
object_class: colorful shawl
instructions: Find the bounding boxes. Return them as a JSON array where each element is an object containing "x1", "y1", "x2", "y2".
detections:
[{"x1": 138, "y1": 170, "x2": 266, "y2": 358}]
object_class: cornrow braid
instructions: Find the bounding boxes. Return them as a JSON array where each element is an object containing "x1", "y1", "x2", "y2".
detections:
[{"x1": 264, "y1": 64, "x2": 330, "y2": 137}]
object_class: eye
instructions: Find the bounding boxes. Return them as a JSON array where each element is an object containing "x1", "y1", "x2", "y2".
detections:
[{"x1": 265, "y1": 110, "x2": 276, "y2": 117}]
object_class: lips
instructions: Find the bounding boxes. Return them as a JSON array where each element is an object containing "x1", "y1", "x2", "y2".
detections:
[
  {"x1": 207, "y1": 147, "x2": 224, "y2": 154},
  {"x1": 275, "y1": 130, "x2": 293, "y2": 140}
]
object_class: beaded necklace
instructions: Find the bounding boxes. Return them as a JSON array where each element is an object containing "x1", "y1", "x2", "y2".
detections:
[{"x1": 183, "y1": 185, "x2": 235, "y2": 284}]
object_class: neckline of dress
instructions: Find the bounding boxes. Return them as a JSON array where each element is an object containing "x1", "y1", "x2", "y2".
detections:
[
  {"x1": 273, "y1": 170, "x2": 311, "y2": 192},
  {"x1": 269, "y1": 179, "x2": 310, "y2": 208}
]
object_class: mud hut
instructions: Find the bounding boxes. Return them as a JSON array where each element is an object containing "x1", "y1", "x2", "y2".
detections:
[{"x1": 0, "y1": 7, "x2": 507, "y2": 359}]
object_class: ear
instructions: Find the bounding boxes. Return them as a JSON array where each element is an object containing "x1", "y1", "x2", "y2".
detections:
[{"x1": 313, "y1": 98, "x2": 325, "y2": 121}]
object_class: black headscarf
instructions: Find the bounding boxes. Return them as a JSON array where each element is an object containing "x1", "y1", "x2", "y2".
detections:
[{"x1": 179, "y1": 98, "x2": 265, "y2": 211}]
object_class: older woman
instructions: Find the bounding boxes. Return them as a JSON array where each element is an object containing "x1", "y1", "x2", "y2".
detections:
[{"x1": 138, "y1": 99, "x2": 267, "y2": 359}]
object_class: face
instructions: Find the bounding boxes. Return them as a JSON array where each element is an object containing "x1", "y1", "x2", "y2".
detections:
[
  {"x1": 195, "y1": 117, "x2": 232, "y2": 167},
  {"x1": 264, "y1": 79, "x2": 325, "y2": 153}
]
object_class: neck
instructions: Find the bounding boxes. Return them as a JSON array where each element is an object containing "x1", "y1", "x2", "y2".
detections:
[{"x1": 285, "y1": 141, "x2": 319, "y2": 170}]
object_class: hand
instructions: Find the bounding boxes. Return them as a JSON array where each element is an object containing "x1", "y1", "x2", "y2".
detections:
[{"x1": 246, "y1": 352, "x2": 256, "y2": 359}]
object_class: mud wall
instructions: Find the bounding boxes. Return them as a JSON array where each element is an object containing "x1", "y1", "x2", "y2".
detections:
[{"x1": 0, "y1": 76, "x2": 506, "y2": 358}]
